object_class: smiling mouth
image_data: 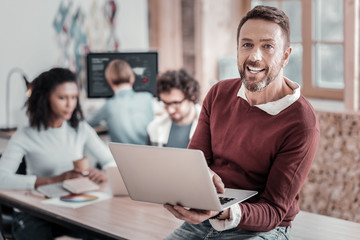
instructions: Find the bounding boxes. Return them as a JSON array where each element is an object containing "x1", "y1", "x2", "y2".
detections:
[{"x1": 247, "y1": 66, "x2": 265, "y2": 74}]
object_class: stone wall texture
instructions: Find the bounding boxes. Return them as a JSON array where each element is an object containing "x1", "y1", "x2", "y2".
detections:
[{"x1": 299, "y1": 110, "x2": 360, "y2": 223}]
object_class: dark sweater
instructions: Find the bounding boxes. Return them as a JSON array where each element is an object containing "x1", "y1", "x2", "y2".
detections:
[{"x1": 189, "y1": 78, "x2": 319, "y2": 232}]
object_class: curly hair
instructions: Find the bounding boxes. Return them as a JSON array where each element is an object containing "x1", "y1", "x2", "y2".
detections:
[
  {"x1": 157, "y1": 69, "x2": 200, "y2": 103},
  {"x1": 237, "y1": 5, "x2": 290, "y2": 48},
  {"x1": 26, "y1": 68, "x2": 84, "y2": 131}
]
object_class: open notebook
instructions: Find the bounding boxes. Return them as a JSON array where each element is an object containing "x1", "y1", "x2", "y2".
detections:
[{"x1": 37, "y1": 178, "x2": 99, "y2": 198}]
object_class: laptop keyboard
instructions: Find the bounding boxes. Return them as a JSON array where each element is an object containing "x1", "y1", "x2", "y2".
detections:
[{"x1": 219, "y1": 197, "x2": 235, "y2": 205}]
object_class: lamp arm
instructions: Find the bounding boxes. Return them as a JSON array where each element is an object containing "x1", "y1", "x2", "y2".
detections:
[{"x1": 5, "y1": 68, "x2": 29, "y2": 129}]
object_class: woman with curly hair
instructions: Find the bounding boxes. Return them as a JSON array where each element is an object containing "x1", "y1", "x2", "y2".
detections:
[{"x1": 0, "y1": 67, "x2": 114, "y2": 239}]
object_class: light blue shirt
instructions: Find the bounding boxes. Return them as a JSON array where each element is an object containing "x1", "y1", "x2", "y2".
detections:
[{"x1": 88, "y1": 87, "x2": 154, "y2": 145}]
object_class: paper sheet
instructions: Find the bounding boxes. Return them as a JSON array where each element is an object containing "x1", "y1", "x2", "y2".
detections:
[{"x1": 41, "y1": 191, "x2": 112, "y2": 208}]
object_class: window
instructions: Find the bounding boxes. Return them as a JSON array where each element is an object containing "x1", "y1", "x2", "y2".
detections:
[{"x1": 251, "y1": 0, "x2": 350, "y2": 101}]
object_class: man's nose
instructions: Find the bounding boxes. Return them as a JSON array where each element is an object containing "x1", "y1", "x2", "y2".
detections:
[
  {"x1": 249, "y1": 47, "x2": 262, "y2": 62},
  {"x1": 166, "y1": 105, "x2": 176, "y2": 114}
]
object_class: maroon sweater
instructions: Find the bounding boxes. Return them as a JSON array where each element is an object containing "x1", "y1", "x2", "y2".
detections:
[{"x1": 189, "y1": 79, "x2": 319, "y2": 232}]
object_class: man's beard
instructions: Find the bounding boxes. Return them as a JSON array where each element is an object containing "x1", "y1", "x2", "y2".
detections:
[
  {"x1": 239, "y1": 61, "x2": 282, "y2": 93},
  {"x1": 170, "y1": 104, "x2": 192, "y2": 124},
  {"x1": 240, "y1": 71, "x2": 273, "y2": 92}
]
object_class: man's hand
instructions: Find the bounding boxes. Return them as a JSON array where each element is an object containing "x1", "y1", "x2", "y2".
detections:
[
  {"x1": 164, "y1": 168, "x2": 229, "y2": 223},
  {"x1": 209, "y1": 169, "x2": 225, "y2": 194},
  {"x1": 164, "y1": 205, "x2": 218, "y2": 224}
]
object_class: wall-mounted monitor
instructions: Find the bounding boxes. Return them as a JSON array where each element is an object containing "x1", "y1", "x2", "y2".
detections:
[{"x1": 86, "y1": 51, "x2": 158, "y2": 98}]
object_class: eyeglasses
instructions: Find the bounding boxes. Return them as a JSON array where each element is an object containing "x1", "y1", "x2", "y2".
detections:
[{"x1": 162, "y1": 98, "x2": 186, "y2": 108}]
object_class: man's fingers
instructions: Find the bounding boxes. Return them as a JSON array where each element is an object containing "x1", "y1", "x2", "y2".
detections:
[
  {"x1": 164, "y1": 204, "x2": 185, "y2": 220},
  {"x1": 164, "y1": 204, "x2": 214, "y2": 224},
  {"x1": 213, "y1": 174, "x2": 225, "y2": 194},
  {"x1": 209, "y1": 168, "x2": 225, "y2": 193}
]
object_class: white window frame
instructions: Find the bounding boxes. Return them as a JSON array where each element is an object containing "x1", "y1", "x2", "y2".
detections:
[{"x1": 253, "y1": 0, "x2": 359, "y2": 110}]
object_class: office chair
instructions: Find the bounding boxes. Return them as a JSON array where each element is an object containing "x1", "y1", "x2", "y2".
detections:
[{"x1": 0, "y1": 156, "x2": 26, "y2": 240}]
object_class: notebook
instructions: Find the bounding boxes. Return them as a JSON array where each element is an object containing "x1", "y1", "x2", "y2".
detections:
[
  {"x1": 37, "y1": 182, "x2": 70, "y2": 198},
  {"x1": 62, "y1": 177, "x2": 99, "y2": 194},
  {"x1": 108, "y1": 142, "x2": 258, "y2": 211},
  {"x1": 105, "y1": 165, "x2": 129, "y2": 196}
]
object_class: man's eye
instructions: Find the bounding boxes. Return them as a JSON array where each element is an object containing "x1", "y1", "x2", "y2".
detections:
[
  {"x1": 243, "y1": 43, "x2": 253, "y2": 48},
  {"x1": 264, "y1": 44, "x2": 273, "y2": 49}
]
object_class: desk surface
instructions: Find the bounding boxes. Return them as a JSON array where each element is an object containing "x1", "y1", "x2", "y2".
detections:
[
  {"x1": 1, "y1": 190, "x2": 360, "y2": 240},
  {"x1": 291, "y1": 211, "x2": 360, "y2": 240},
  {"x1": 0, "y1": 190, "x2": 183, "y2": 240}
]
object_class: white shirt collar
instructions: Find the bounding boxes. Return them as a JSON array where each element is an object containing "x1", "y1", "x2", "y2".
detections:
[
  {"x1": 237, "y1": 78, "x2": 301, "y2": 115},
  {"x1": 115, "y1": 85, "x2": 133, "y2": 94}
]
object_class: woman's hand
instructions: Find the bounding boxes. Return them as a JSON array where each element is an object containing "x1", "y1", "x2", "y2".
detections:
[
  {"x1": 87, "y1": 167, "x2": 107, "y2": 184},
  {"x1": 34, "y1": 170, "x2": 83, "y2": 188},
  {"x1": 58, "y1": 170, "x2": 84, "y2": 181}
]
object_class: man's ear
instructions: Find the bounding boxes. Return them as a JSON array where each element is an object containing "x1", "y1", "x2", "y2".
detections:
[
  {"x1": 282, "y1": 46, "x2": 292, "y2": 68},
  {"x1": 129, "y1": 72, "x2": 136, "y2": 85}
]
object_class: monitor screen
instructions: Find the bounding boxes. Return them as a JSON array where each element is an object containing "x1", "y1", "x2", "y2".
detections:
[{"x1": 86, "y1": 51, "x2": 158, "y2": 98}]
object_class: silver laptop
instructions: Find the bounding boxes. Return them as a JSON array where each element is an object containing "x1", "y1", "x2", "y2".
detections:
[
  {"x1": 108, "y1": 143, "x2": 258, "y2": 211},
  {"x1": 105, "y1": 165, "x2": 129, "y2": 196}
]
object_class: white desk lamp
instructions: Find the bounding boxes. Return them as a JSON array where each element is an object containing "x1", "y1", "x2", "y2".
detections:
[{"x1": 1, "y1": 68, "x2": 31, "y2": 131}]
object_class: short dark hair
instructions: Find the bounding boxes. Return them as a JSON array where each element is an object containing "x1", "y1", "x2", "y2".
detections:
[
  {"x1": 26, "y1": 68, "x2": 84, "y2": 131},
  {"x1": 237, "y1": 5, "x2": 290, "y2": 48},
  {"x1": 157, "y1": 69, "x2": 200, "y2": 103}
]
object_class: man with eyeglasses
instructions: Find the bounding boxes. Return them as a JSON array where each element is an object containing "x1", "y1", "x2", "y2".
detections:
[{"x1": 147, "y1": 69, "x2": 201, "y2": 148}]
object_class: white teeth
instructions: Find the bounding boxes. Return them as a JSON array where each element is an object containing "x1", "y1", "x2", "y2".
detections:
[
  {"x1": 247, "y1": 66, "x2": 264, "y2": 73},
  {"x1": 248, "y1": 66, "x2": 262, "y2": 71}
]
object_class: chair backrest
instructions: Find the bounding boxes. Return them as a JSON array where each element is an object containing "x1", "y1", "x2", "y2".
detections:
[{"x1": 0, "y1": 155, "x2": 26, "y2": 239}]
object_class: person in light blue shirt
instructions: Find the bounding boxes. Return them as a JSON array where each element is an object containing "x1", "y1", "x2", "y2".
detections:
[{"x1": 88, "y1": 59, "x2": 154, "y2": 145}]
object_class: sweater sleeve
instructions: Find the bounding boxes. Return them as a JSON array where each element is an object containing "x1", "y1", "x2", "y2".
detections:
[
  {"x1": 188, "y1": 91, "x2": 214, "y2": 164},
  {"x1": 82, "y1": 122, "x2": 115, "y2": 169},
  {"x1": 0, "y1": 130, "x2": 37, "y2": 190},
  {"x1": 237, "y1": 127, "x2": 319, "y2": 231}
]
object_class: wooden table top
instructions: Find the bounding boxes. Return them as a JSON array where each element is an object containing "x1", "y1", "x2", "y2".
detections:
[
  {"x1": 0, "y1": 190, "x2": 183, "y2": 240},
  {"x1": 1, "y1": 189, "x2": 360, "y2": 240},
  {"x1": 291, "y1": 210, "x2": 360, "y2": 240}
]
